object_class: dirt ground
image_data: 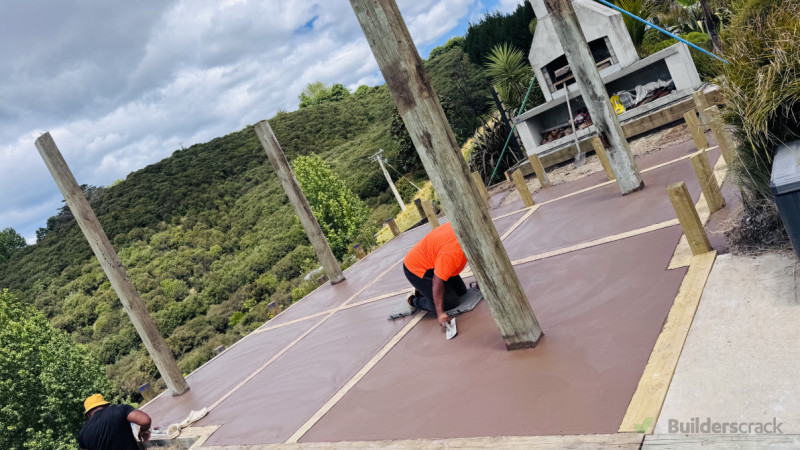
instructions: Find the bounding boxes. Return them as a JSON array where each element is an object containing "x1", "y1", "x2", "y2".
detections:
[{"x1": 495, "y1": 123, "x2": 693, "y2": 204}]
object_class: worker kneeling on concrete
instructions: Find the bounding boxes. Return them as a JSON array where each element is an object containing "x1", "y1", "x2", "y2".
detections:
[
  {"x1": 404, "y1": 222, "x2": 467, "y2": 327},
  {"x1": 78, "y1": 393, "x2": 152, "y2": 450}
]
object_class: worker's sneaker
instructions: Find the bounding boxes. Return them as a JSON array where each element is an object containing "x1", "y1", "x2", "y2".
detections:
[{"x1": 406, "y1": 289, "x2": 418, "y2": 308}]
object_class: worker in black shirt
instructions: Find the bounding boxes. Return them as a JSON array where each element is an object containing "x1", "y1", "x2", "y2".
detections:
[{"x1": 78, "y1": 394, "x2": 151, "y2": 450}]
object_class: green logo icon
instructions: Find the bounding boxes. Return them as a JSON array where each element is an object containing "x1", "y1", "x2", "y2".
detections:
[{"x1": 633, "y1": 417, "x2": 654, "y2": 433}]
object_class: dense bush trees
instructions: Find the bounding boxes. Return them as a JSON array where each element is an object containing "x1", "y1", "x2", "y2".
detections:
[{"x1": 0, "y1": 289, "x2": 111, "y2": 450}]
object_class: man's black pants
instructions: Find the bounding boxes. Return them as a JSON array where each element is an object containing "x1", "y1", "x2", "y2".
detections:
[{"x1": 403, "y1": 264, "x2": 466, "y2": 313}]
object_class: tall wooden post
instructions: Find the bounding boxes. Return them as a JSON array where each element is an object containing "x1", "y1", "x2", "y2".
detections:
[
  {"x1": 34, "y1": 133, "x2": 189, "y2": 396},
  {"x1": 254, "y1": 121, "x2": 346, "y2": 285},
  {"x1": 511, "y1": 170, "x2": 535, "y2": 208},
  {"x1": 543, "y1": 0, "x2": 643, "y2": 195},
  {"x1": 350, "y1": 0, "x2": 543, "y2": 349},
  {"x1": 684, "y1": 110, "x2": 709, "y2": 151},
  {"x1": 413, "y1": 198, "x2": 426, "y2": 221},
  {"x1": 375, "y1": 151, "x2": 406, "y2": 211},
  {"x1": 528, "y1": 154, "x2": 552, "y2": 188}
]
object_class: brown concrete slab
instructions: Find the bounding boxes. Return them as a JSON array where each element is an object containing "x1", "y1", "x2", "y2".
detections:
[
  {"x1": 502, "y1": 153, "x2": 715, "y2": 261},
  {"x1": 141, "y1": 317, "x2": 321, "y2": 427},
  {"x1": 301, "y1": 226, "x2": 688, "y2": 443},
  {"x1": 198, "y1": 296, "x2": 417, "y2": 446}
]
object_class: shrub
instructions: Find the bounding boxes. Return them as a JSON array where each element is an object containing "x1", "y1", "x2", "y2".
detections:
[
  {"x1": 721, "y1": 0, "x2": 800, "y2": 199},
  {"x1": 642, "y1": 32, "x2": 721, "y2": 80}
]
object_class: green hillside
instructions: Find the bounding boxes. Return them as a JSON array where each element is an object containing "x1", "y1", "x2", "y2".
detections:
[{"x1": 0, "y1": 44, "x2": 492, "y2": 399}]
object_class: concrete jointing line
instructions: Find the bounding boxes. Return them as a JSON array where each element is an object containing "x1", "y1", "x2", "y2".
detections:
[{"x1": 202, "y1": 258, "x2": 405, "y2": 413}]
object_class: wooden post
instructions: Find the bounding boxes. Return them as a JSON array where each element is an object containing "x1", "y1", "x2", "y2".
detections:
[
  {"x1": 139, "y1": 383, "x2": 156, "y2": 403},
  {"x1": 543, "y1": 0, "x2": 643, "y2": 195},
  {"x1": 34, "y1": 133, "x2": 189, "y2": 396},
  {"x1": 511, "y1": 170, "x2": 535, "y2": 208},
  {"x1": 353, "y1": 243, "x2": 366, "y2": 260},
  {"x1": 350, "y1": 0, "x2": 543, "y2": 349},
  {"x1": 527, "y1": 154, "x2": 552, "y2": 188},
  {"x1": 683, "y1": 110, "x2": 708, "y2": 151},
  {"x1": 471, "y1": 171, "x2": 491, "y2": 208},
  {"x1": 591, "y1": 136, "x2": 616, "y2": 181},
  {"x1": 375, "y1": 151, "x2": 406, "y2": 211},
  {"x1": 705, "y1": 106, "x2": 734, "y2": 165},
  {"x1": 692, "y1": 91, "x2": 711, "y2": 126},
  {"x1": 254, "y1": 121, "x2": 346, "y2": 285},
  {"x1": 690, "y1": 150, "x2": 725, "y2": 214},
  {"x1": 422, "y1": 200, "x2": 440, "y2": 229},
  {"x1": 413, "y1": 198, "x2": 426, "y2": 221},
  {"x1": 387, "y1": 218, "x2": 401, "y2": 237},
  {"x1": 667, "y1": 181, "x2": 713, "y2": 255}
]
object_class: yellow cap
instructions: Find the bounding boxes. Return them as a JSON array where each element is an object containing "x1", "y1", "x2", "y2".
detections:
[{"x1": 84, "y1": 394, "x2": 110, "y2": 414}]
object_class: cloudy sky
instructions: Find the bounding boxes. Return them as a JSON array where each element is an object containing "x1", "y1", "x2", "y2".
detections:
[{"x1": 0, "y1": 0, "x2": 523, "y2": 244}]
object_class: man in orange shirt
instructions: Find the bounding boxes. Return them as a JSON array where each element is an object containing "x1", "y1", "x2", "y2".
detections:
[{"x1": 403, "y1": 222, "x2": 468, "y2": 327}]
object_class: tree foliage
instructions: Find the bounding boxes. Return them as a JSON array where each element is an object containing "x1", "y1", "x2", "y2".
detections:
[
  {"x1": 484, "y1": 43, "x2": 540, "y2": 114},
  {"x1": 298, "y1": 82, "x2": 351, "y2": 108},
  {"x1": 0, "y1": 289, "x2": 111, "y2": 450},
  {"x1": 0, "y1": 228, "x2": 26, "y2": 265},
  {"x1": 463, "y1": 2, "x2": 535, "y2": 66},
  {"x1": 293, "y1": 154, "x2": 370, "y2": 259},
  {"x1": 615, "y1": 0, "x2": 655, "y2": 49}
]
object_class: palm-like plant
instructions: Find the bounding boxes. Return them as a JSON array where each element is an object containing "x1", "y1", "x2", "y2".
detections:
[
  {"x1": 615, "y1": 0, "x2": 655, "y2": 49},
  {"x1": 484, "y1": 43, "x2": 534, "y2": 114}
]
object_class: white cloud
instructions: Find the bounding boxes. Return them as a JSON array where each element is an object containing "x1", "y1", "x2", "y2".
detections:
[{"x1": 0, "y1": 0, "x2": 489, "y2": 240}]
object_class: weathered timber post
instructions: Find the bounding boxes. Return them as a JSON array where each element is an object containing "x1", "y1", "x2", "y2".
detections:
[
  {"x1": 472, "y1": 171, "x2": 491, "y2": 208},
  {"x1": 543, "y1": 0, "x2": 643, "y2": 195},
  {"x1": 422, "y1": 200, "x2": 440, "y2": 229},
  {"x1": 511, "y1": 170, "x2": 535, "y2": 208},
  {"x1": 353, "y1": 244, "x2": 367, "y2": 260},
  {"x1": 34, "y1": 132, "x2": 189, "y2": 395},
  {"x1": 705, "y1": 106, "x2": 734, "y2": 165},
  {"x1": 413, "y1": 198, "x2": 426, "y2": 221},
  {"x1": 254, "y1": 121, "x2": 346, "y2": 284},
  {"x1": 591, "y1": 136, "x2": 616, "y2": 182},
  {"x1": 692, "y1": 91, "x2": 711, "y2": 126},
  {"x1": 690, "y1": 150, "x2": 725, "y2": 214},
  {"x1": 667, "y1": 181, "x2": 713, "y2": 255},
  {"x1": 528, "y1": 154, "x2": 552, "y2": 188},
  {"x1": 684, "y1": 110, "x2": 709, "y2": 151},
  {"x1": 387, "y1": 218, "x2": 401, "y2": 237},
  {"x1": 350, "y1": 0, "x2": 543, "y2": 349},
  {"x1": 375, "y1": 151, "x2": 406, "y2": 211}
]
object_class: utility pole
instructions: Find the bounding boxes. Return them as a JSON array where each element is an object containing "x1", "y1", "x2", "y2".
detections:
[
  {"x1": 350, "y1": 0, "x2": 543, "y2": 349},
  {"x1": 373, "y1": 149, "x2": 406, "y2": 211},
  {"x1": 34, "y1": 132, "x2": 189, "y2": 396},
  {"x1": 543, "y1": 0, "x2": 643, "y2": 195},
  {"x1": 254, "y1": 121, "x2": 346, "y2": 285}
]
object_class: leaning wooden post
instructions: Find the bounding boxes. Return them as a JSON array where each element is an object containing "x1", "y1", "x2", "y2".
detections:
[
  {"x1": 511, "y1": 170, "x2": 535, "y2": 208},
  {"x1": 667, "y1": 181, "x2": 712, "y2": 255},
  {"x1": 692, "y1": 90, "x2": 711, "y2": 126},
  {"x1": 684, "y1": 110, "x2": 708, "y2": 151},
  {"x1": 353, "y1": 244, "x2": 366, "y2": 260},
  {"x1": 591, "y1": 136, "x2": 616, "y2": 181},
  {"x1": 690, "y1": 150, "x2": 725, "y2": 214},
  {"x1": 704, "y1": 106, "x2": 734, "y2": 165},
  {"x1": 422, "y1": 200, "x2": 440, "y2": 229},
  {"x1": 386, "y1": 218, "x2": 401, "y2": 237},
  {"x1": 471, "y1": 171, "x2": 491, "y2": 208},
  {"x1": 254, "y1": 121, "x2": 345, "y2": 284},
  {"x1": 34, "y1": 132, "x2": 189, "y2": 396},
  {"x1": 350, "y1": 0, "x2": 542, "y2": 349},
  {"x1": 543, "y1": 0, "x2": 643, "y2": 195},
  {"x1": 413, "y1": 198, "x2": 426, "y2": 221},
  {"x1": 527, "y1": 154, "x2": 552, "y2": 188}
]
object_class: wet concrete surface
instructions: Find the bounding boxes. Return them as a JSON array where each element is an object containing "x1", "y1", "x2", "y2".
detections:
[
  {"x1": 141, "y1": 317, "x2": 321, "y2": 427},
  {"x1": 502, "y1": 152, "x2": 719, "y2": 261},
  {"x1": 197, "y1": 296, "x2": 416, "y2": 445},
  {"x1": 144, "y1": 147, "x2": 724, "y2": 446},
  {"x1": 301, "y1": 227, "x2": 687, "y2": 442}
]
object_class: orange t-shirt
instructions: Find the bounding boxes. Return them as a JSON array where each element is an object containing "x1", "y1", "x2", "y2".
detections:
[{"x1": 404, "y1": 222, "x2": 467, "y2": 280}]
